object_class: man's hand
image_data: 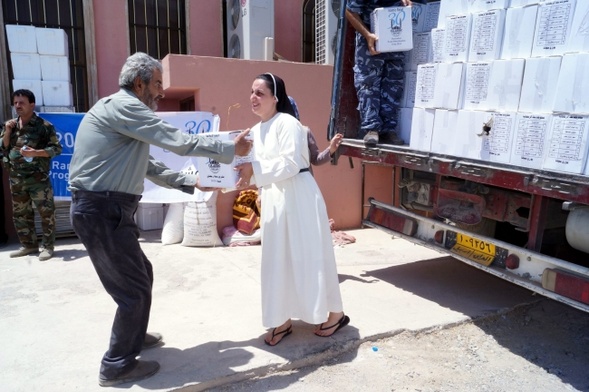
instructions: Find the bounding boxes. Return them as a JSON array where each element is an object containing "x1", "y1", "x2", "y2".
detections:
[
  {"x1": 4, "y1": 120, "x2": 16, "y2": 132},
  {"x1": 367, "y1": 33, "x2": 380, "y2": 55},
  {"x1": 234, "y1": 128, "x2": 253, "y2": 156},
  {"x1": 401, "y1": 0, "x2": 412, "y2": 6}
]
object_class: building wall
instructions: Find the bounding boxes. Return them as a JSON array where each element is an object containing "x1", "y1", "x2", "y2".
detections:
[
  {"x1": 162, "y1": 54, "x2": 363, "y2": 231},
  {"x1": 3, "y1": 1, "x2": 365, "y2": 245},
  {"x1": 92, "y1": 0, "x2": 306, "y2": 97}
]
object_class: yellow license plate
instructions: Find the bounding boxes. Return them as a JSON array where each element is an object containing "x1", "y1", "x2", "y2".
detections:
[{"x1": 451, "y1": 232, "x2": 496, "y2": 266}]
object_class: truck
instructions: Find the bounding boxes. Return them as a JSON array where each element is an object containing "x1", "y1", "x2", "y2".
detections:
[{"x1": 328, "y1": 1, "x2": 589, "y2": 313}]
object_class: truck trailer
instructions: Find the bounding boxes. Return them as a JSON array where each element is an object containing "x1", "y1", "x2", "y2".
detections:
[{"x1": 329, "y1": 0, "x2": 589, "y2": 313}]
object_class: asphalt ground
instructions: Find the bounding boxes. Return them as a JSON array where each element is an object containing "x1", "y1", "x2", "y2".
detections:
[{"x1": 0, "y1": 227, "x2": 537, "y2": 391}]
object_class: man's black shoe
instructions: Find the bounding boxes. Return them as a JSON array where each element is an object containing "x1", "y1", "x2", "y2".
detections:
[
  {"x1": 142, "y1": 332, "x2": 164, "y2": 350},
  {"x1": 379, "y1": 132, "x2": 405, "y2": 145},
  {"x1": 98, "y1": 360, "x2": 160, "y2": 387},
  {"x1": 363, "y1": 131, "x2": 379, "y2": 147}
]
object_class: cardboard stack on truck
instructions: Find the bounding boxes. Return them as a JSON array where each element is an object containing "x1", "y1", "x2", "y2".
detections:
[{"x1": 330, "y1": 0, "x2": 589, "y2": 312}]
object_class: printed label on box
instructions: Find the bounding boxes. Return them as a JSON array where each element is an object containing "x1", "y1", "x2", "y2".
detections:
[
  {"x1": 510, "y1": 113, "x2": 552, "y2": 169},
  {"x1": 463, "y1": 62, "x2": 492, "y2": 110},
  {"x1": 445, "y1": 14, "x2": 472, "y2": 63},
  {"x1": 543, "y1": 114, "x2": 589, "y2": 174},
  {"x1": 371, "y1": 6, "x2": 414, "y2": 53},
  {"x1": 415, "y1": 64, "x2": 437, "y2": 108},
  {"x1": 532, "y1": 0, "x2": 576, "y2": 57},
  {"x1": 468, "y1": 9, "x2": 505, "y2": 62},
  {"x1": 481, "y1": 112, "x2": 517, "y2": 164}
]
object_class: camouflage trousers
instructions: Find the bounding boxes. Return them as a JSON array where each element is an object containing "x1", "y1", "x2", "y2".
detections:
[
  {"x1": 8, "y1": 172, "x2": 56, "y2": 249},
  {"x1": 353, "y1": 36, "x2": 405, "y2": 137}
]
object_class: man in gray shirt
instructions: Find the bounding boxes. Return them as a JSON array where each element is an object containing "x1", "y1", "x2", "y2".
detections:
[{"x1": 68, "y1": 52, "x2": 251, "y2": 387}]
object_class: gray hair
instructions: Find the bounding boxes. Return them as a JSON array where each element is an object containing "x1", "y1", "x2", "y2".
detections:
[{"x1": 118, "y1": 52, "x2": 163, "y2": 89}]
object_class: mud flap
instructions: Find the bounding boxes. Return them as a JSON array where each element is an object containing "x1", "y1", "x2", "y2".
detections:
[{"x1": 364, "y1": 198, "x2": 418, "y2": 236}]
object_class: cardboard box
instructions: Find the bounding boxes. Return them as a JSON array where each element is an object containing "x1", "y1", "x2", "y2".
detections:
[
  {"x1": 423, "y1": 1, "x2": 441, "y2": 32},
  {"x1": 510, "y1": 113, "x2": 552, "y2": 169},
  {"x1": 430, "y1": 109, "x2": 459, "y2": 155},
  {"x1": 469, "y1": 0, "x2": 510, "y2": 13},
  {"x1": 531, "y1": 0, "x2": 576, "y2": 58},
  {"x1": 430, "y1": 28, "x2": 446, "y2": 62},
  {"x1": 135, "y1": 203, "x2": 164, "y2": 231},
  {"x1": 35, "y1": 27, "x2": 69, "y2": 56},
  {"x1": 197, "y1": 131, "x2": 254, "y2": 188},
  {"x1": 10, "y1": 53, "x2": 41, "y2": 80},
  {"x1": 6, "y1": 24, "x2": 37, "y2": 53},
  {"x1": 402, "y1": 70, "x2": 418, "y2": 108},
  {"x1": 567, "y1": 0, "x2": 589, "y2": 53},
  {"x1": 543, "y1": 114, "x2": 589, "y2": 174},
  {"x1": 553, "y1": 53, "x2": 589, "y2": 114},
  {"x1": 463, "y1": 61, "x2": 493, "y2": 111},
  {"x1": 407, "y1": 32, "x2": 432, "y2": 70},
  {"x1": 437, "y1": 0, "x2": 470, "y2": 29},
  {"x1": 40, "y1": 55, "x2": 70, "y2": 82},
  {"x1": 409, "y1": 108, "x2": 435, "y2": 152},
  {"x1": 500, "y1": 5, "x2": 538, "y2": 60},
  {"x1": 486, "y1": 58, "x2": 525, "y2": 111},
  {"x1": 42, "y1": 81, "x2": 73, "y2": 106},
  {"x1": 434, "y1": 62, "x2": 465, "y2": 110},
  {"x1": 510, "y1": 0, "x2": 540, "y2": 6},
  {"x1": 414, "y1": 63, "x2": 437, "y2": 108},
  {"x1": 12, "y1": 79, "x2": 43, "y2": 106},
  {"x1": 518, "y1": 56, "x2": 561, "y2": 113},
  {"x1": 481, "y1": 112, "x2": 517, "y2": 164},
  {"x1": 371, "y1": 6, "x2": 414, "y2": 53},
  {"x1": 398, "y1": 108, "x2": 414, "y2": 145},
  {"x1": 468, "y1": 9, "x2": 505, "y2": 62},
  {"x1": 445, "y1": 14, "x2": 472, "y2": 63},
  {"x1": 410, "y1": 3, "x2": 427, "y2": 33},
  {"x1": 453, "y1": 110, "x2": 492, "y2": 160}
]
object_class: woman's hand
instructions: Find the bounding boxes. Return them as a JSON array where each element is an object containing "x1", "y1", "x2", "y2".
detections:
[
  {"x1": 329, "y1": 133, "x2": 344, "y2": 155},
  {"x1": 234, "y1": 162, "x2": 254, "y2": 189}
]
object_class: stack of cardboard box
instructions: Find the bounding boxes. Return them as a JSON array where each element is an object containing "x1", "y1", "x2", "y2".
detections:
[
  {"x1": 6, "y1": 24, "x2": 74, "y2": 113},
  {"x1": 403, "y1": 0, "x2": 589, "y2": 176}
]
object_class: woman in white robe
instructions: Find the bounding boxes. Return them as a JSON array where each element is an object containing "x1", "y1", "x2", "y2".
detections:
[{"x1": 235, "y1": 73, "x2": 350, "y2": 346}]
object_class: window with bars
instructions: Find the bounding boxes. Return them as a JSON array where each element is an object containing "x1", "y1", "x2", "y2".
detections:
[
  {"x1": 128, "y1": 0, "x2": 187, "y2": 60},
  {"x1": 2, "y1": 0, "x2": 89, "y2": 112},
  {"x1": 302, "y1": 0, "x2": 316, "y2": 63}
]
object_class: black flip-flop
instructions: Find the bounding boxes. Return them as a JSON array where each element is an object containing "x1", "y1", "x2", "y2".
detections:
[
  {"x1": 315, "y1": 314, "x2": 350, "y2": 337},
  {"x1": 264, "y1": 324, "x2": 293, "y2": 346}
]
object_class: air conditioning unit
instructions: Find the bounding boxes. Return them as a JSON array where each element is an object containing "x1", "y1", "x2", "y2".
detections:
[
  {"x1": 315, "y1": 0, "x2": 341, "y2": 65},
  {"x1": 225, "y1": 0, "x2": 275, "y2": 60}
]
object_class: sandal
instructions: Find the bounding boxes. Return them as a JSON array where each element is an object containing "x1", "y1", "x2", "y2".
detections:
[
  {"x1": 315, "y1": 314, "x2": 350, "y2": 337},
  {"x1": 264, "y1": 324, "x2": 293, "y2": 346}
]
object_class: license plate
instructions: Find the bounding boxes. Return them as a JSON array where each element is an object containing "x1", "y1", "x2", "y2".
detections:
[{"x1": 451, "y1": 232, "x2": 496, "y2": 266}]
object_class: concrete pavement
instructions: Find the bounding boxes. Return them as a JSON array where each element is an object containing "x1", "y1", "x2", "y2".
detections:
[{"x1": 0, "y1": 227, "x2": 537, "y2": 392}]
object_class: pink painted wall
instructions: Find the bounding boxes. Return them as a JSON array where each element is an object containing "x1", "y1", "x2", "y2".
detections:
[
  {"x1": 275, "y1": 1, "x2": 304, "y2": 61},
  {"x1": 92, "y1": 1, "x2": 305, "y2": 97},
  {"x1": 93, "y1": 1, "x2": 129, "y2": 98},
  {"x1": 162, "y1": 54, "x2": 363, "y2": 231},
  {"x1": 187, "y1": 1, "x2": 224, "y2": 57}
]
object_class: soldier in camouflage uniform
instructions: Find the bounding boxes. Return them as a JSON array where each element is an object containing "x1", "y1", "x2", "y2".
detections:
[
  {"x1": 346, "y1": 0, "x2": 412, "y2": 147},
  {"x1": 1, "y1": 89, "x2": 62, "y2": 261}
]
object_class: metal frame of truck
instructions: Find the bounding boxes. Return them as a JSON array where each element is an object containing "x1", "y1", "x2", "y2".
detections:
[{"x1": 328, "y1": 1, "x2": 589, "y2": 313}]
